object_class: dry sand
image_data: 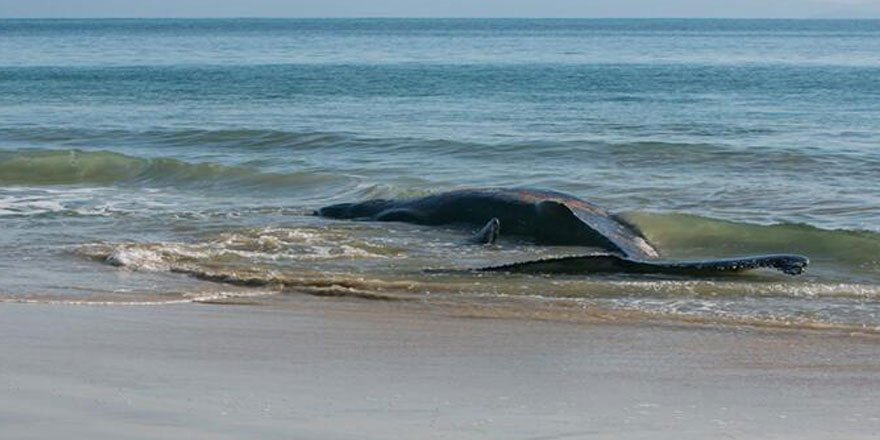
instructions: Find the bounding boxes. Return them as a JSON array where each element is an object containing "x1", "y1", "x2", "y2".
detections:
[{"x1": 1, "y1": 296, "x2": 879, "y2": 439}]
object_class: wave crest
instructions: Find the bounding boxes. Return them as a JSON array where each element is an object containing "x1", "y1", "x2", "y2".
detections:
[{"x1": 0, "y1": 148, "x2": 345, "y2": 188}]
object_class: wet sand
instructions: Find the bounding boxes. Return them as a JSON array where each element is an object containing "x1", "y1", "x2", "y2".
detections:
[{"x1": 1, "y1": 297, "x2": 878, "y2": 439}]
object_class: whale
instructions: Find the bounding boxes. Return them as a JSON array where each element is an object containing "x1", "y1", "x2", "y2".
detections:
[{"x1": 316, "y1": 188, "x2": 809, "y2": 276}]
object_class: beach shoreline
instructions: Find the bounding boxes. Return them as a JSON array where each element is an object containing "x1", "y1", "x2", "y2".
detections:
[{"x1": 2, "y1": 297, "x2": 878, "y2": 439}]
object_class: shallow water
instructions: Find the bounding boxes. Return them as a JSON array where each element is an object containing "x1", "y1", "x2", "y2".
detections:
[{"x1": 1, "y1": 19, "x2": 879, "y2": 331}]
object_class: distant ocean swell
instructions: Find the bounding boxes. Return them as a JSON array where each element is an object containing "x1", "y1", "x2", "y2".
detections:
[
  {"x1": 3, "y1": 64, "x2": 878, "y2": 96},
  {"x1": 0, "y1": 127, "x2": 356, "y2": 151},
  {"x1": 1, "y1": 127, "x2": 878, "y2": 183}
]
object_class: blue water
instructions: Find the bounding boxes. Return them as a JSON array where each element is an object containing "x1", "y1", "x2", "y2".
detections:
[{"x1": 1, "y1": 19, "x2": 879, "y2": 330}]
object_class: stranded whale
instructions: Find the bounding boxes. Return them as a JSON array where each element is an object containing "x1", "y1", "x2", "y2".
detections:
[{"x1": 316, "y1": 188, "x2": 809, "y2": 276}]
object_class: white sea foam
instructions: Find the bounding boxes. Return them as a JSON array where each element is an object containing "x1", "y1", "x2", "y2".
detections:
[
  {"x1": 81, "y1": 226, "x2": 392, "y2": 275},
  {"x1": 0, "y1": 196, "x2": 66, "y2": 216},
  {"x1": 0, "y1": 186, "x2": 179, "y2": 217},
  {"x1": 104, "y1": 246, "x2": 173, "y2": 272},
  {"x1": 0, "y1": 289, "x2": 278, "y2": 306}
]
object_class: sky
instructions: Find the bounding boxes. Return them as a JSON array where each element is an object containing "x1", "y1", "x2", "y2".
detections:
[{"x1": 1, "y1": 0, "x2": 879, "y2": 19}]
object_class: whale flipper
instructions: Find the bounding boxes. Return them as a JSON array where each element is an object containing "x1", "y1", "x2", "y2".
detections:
[
  {"x1": 465, "y1": 218, "x2": 501, "y2": 245},
  {"x1": 478, "y1": 254, "x2": 809, "y2": 276}
]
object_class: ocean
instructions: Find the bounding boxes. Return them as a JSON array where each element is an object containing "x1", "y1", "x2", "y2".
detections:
[{"x1": 1, "y1": 18, "x2": 878, "y2": 331}]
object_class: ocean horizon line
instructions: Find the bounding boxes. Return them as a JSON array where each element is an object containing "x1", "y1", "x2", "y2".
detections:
[{"x1": 3, "y1": 16, "x2": 880, "y2": 21}]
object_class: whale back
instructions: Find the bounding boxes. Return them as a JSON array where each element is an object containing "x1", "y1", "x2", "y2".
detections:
[{"x1": 317, "y1": 187, "x2": 661, "y2": 260}]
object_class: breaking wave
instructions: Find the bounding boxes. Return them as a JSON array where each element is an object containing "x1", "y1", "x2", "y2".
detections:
[{"x1": 0, "y1": 148, "x2": 343, "y2": 188}]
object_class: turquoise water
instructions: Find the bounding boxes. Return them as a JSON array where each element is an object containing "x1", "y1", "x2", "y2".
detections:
[{"x1": 1, "y1": 19, "x2": 879, "y2": 329}]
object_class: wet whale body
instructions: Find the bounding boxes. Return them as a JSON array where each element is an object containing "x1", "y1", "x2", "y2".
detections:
[{"x1": 316, "y1": 188, "x2": 809, "y2": 276}]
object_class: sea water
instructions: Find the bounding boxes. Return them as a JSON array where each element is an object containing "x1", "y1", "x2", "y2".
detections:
[{"x1": 1, "y1": 19, "x2": 878, "y2": 330}]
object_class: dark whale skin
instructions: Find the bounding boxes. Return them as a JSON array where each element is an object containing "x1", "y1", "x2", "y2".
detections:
[
  {"x1": 317, "y1": 188, "x2": 659, "y2": 260},
  {"x1": 316, "y1": 188, "x2": 809, "y2": 276}
]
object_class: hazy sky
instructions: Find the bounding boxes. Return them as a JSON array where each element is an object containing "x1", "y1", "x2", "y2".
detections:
[{"x1": 1, "y1": 0, "x2": 879, "y2": 19}]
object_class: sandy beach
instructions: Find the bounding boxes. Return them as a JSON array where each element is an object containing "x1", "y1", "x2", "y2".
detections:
[{"x1": 1, "y1": 297, "x2": 878, "y2": 439}]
